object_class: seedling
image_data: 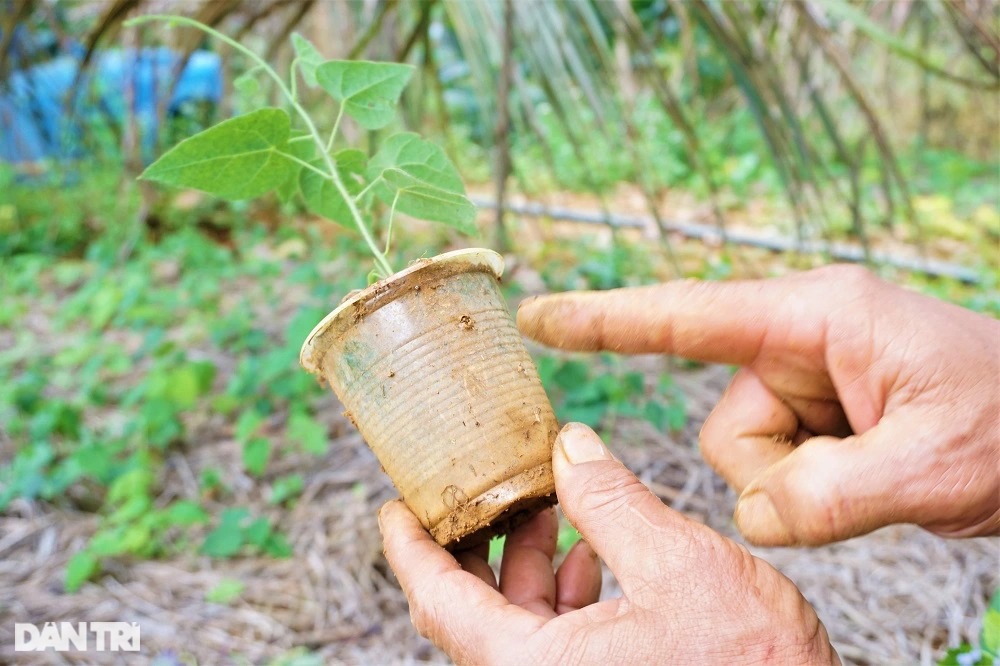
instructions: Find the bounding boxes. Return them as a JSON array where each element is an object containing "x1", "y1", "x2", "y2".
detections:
[
  {"x1": 536, "y1": 355, "x2": 688, "y2": 435},
  {"x1": 128, "y1": 15, "x2": 559, "y2": 550},
  {"x1": 125, "y1": 15, "x2": 477, "y2": 282}
]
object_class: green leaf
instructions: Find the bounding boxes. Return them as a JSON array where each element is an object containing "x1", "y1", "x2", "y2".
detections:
[
  {"x1": 561, "y1": 403, "x2": 607, "y2": 429},
  {"x1": 535, "y1": 356, "x2": 558, "y2": 387},
  {"x1": 643, "y1": 400, "x2": 667, "y2": 431},
  {"x1": 382, "y1": 172, "x2": 478, "y2": 231},
  {"x1": 488, "y1": 535, "x2": 506, "y2": 565},
  {"x1": 657, "y1": 373, "x2": 677, "y2": 393},
  {"x1": 551, "y1": 360, "x2": 590, "y2": 391},
  {"x1": 664, "y1": 399, "x2": 687, "y2": 431},
  {"x1": 243, "y1": 437, "x2": 271, "y2": 477},
  {"x1": 235, "y1": 409, "x2": 265, "y2": 443},
  {"x1": 263, "y1": 532, "x2": 293, "y2": 558},
  {"x1": 205, "y1": 578, "x2": 245, "y2": 604},
  {"x1": 937, "y1": 644, "x2": 992, "y2": 665},
  {"x1": 315, "y1": 60, "x2": 414, "y2": 129},
  {"x1": 623, "y1": 372, "x2": 645, "y2": 395},
  {"x1": 596, "y1": 373, "x2": 627, "y2": 403},
  {"x1": 65, "y1": 551, "x2": 98, "y2": 592},
  {"x1": 557, "y1": 523, "x2": 580, "y2": 554},
  {"x1": 89, "y1": 284, "x2": 122, "y2": 328},
  {"x1": 234, "y1": 70, "x2": 260, "y2": 96},
  {"x1": 88, "y1": 528, "x2": 128, "y2": 558},
  {"x1": 119, "y1": 523, "x2": 152, "y2": 555},
  {"x1": 201, "y1": 508, "x2": 248, "y2": 558},
  {"x1": 564, "y1": 380, "x2": 603, "y2": 406},
  {"x1": 244, "y1": 517, "x2": 272, "y2": 547},
  {"x1": 150, "y1": 361, "x2": 215, "y2": 410},
  {"x1": 164, "y1": 500, "x2": 209, "y2": 526},
  {"x1": 938, "y1": 645, "x2": 970, "y2": 665},
  {"x1": 141, "y1": 108, "x2": 296, "y2": 200},
  {"x1": 982, "y1": 589, "x2": 1000, "y2": 658},
  {"x1": 202, "y1": 525, "x2": 243, "y2": 558},
  {"x1": 291, "y1": 33, "x2": 324, "y2": 88},
  {"x1": 288, "y1": 410, "x2": 327, "y2": 455},
  {"x1": 369, "y1": 132, "x2": 465, "y2": 194},
  {"x1": 107, "y1": 467, "x2": 152, "y2": 505},
  {"x1": 276, "y1": 131, "x2": 315, "y2": 204},
  {"x1": 108, "y1": 495, "x2": 152, "y2": 525},
  {"x1": 276, "y1": 173, "x2": 300, "y2": 205},
  {"x1": 299, "y1": 149, "x2": 367, "y2": 227},
  {"x1": 269, "y1": 473, "x2": 304, "y2": 505},
  {"x1": 368, "y1": 133, "x2": 477, "y2": 233},
  {"x1": 167, "y1": 366, "x2": 201, "y2": 408},
  {"x1": 200, "y1": 467, "x2": 224, "y2": 492}
]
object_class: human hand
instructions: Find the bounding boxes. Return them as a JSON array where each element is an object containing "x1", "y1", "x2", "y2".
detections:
[
  {"x1": 380, "y1": 423, "x2": 839, "y2": 665},
  {"x1": 517, "y1": 265, "x2": 1000, "y2": 546}
]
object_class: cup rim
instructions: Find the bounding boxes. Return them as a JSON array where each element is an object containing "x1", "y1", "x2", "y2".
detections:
[{"x1": 299, "y1": 248, "x2": 505, "y2": 375}]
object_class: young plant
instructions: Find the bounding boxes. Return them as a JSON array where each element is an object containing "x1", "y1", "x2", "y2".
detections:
[
  {"x1": 536, "y1": 354, "x2": 687, "y2": 435},
  {"x1": 124, "y1": 15, "x2": 477, "y2": 281}
]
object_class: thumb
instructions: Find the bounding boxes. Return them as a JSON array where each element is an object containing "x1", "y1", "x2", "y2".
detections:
[
  {"x1": 734, "y1": 417, "x2": 925, "y2": 546},
  {"x1": 552, "y1": 422, "x2": 697, "y2": 596}
]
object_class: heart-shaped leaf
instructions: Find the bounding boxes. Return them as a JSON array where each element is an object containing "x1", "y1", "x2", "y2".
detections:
[
  {"x1": 201, "y1": 508, "x2": 249, "y2": 558},
  {"x1": 381, "y1": 170, "x2": 477, "y2": 231},
  {"x1": 368, "y1": 133, "x2": 476, "y2": 233},
  {"x1": 275, "y1": 131, "x2": 316, "y2": 203},
  {"x1": 299, "y1": 149, "x2": 367, "y2": 227},
  {"x1": 291, "y1": 33, "x2": 323, "y2": 88},
  {"x1": 141, "y1": 108, "x2": 296, "y2": 200},
  {"x1": 315, "y1": 61, "x2": 414, "y2": 129}
]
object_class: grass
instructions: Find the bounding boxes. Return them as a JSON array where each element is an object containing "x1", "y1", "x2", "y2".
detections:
[
  {"x1": 0, "y1": 110, "x2": 996, "y2": 660},
  {"x1": 0, "y1": 168, "x2": 360, "y2": 588},
  {"x1": 0, "y1": 159, "x2": 705, "y2": 592}
]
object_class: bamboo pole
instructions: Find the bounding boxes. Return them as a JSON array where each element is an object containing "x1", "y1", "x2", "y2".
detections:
[{"x1": 470, "y1": 197, "x2": 982, "y2": 284}]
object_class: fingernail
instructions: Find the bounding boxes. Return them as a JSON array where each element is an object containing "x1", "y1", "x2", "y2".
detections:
[
  {"x1": 557, "y1": 422, "x2": 612, "y2": 464},
  {"x1": 516, "y1": 297, "x2": 542, "y2": 333},
  {"x1": 734, "y1": 491, "x2": 793, "y2": 545},
  {"x1": 378, "y1": 502, "x2": 392, "y2": 532},
  {"x1": 517, "y1": 295, "x2": 539, "y2": 310}
]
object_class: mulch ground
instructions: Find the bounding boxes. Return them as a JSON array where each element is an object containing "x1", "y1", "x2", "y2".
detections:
[
  {"x1": 1, "y1": 357, "x2": 996, "y2": 665},
  {"x1": 1, "y1": 207, "x2": 997, "y2": 664}
]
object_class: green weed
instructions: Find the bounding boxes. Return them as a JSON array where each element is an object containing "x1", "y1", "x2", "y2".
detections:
[{"x1": 537, "y1": 355, "x2": 687, "y2": 436}]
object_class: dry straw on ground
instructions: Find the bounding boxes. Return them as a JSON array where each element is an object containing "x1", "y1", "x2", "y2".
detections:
[{"x1": 1, "y1": 359, "x2": 996, "y2": 665}]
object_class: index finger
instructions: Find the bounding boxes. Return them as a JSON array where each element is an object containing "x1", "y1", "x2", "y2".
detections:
[
  {"x1": 516, "y1": 278, "x2": 791, "y2": 365},
  {"x1": 379, "y1": 501, "x2": 542, "y2": 662}
]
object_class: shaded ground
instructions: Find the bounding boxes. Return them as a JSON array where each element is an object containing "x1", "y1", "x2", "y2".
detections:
[{"x1": 2, "y1": 356, "x2": 996, "y2": 665}]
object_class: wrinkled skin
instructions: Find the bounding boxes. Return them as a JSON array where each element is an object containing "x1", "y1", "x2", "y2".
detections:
[
  {"x1": 379, "y1": 265, "x2": 998, "y2": 664},
  {"x1": 517, "y1": 264, "x2": 1000, "y2": 545},
  {"x1": 381, "y1": 423, "x2": 839, "y2": 665}
]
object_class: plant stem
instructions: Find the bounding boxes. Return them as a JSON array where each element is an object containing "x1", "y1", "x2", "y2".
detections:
[
  {"x1": 124, "y1": 15, "x2": 395, "y2": 276},
  {"x1": 289, "y1": 57, "x2": 300, "y2": 100},
  {"x1": 276, "y1": 152, "x2": 330, "y2": 178},
  {"x1": 353, "y1": 175, "x2": 382, "y2": 203},
  {"x1": 384, "y1": 190, "x2": 401, "y2": 255},
  {"x1": 327, "y1": 105, "x2": 345, "y2": 154}
]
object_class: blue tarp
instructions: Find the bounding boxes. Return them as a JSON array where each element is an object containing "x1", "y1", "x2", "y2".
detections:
[{"x1": 0, "y1": 48, "x2": 222, "y2": 164}]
